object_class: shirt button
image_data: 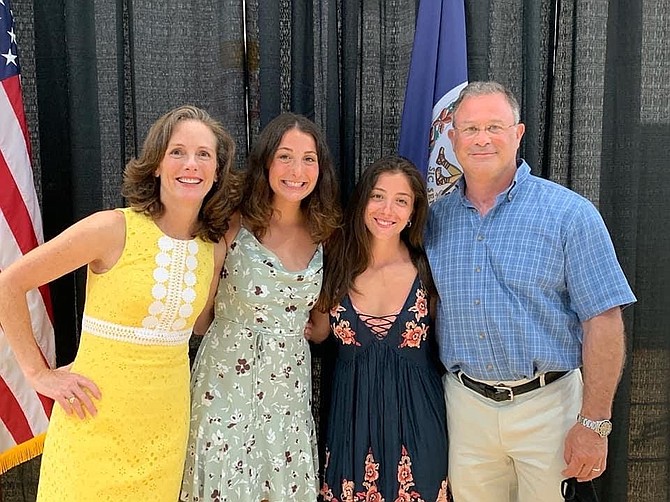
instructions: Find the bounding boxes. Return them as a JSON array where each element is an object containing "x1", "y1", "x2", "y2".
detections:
[
  {"x1": 479, "y1": 332, "x2": 486, "y2": 339},
  {"x1": 486, "y1": 364, "x2": 493, "y2": 371},
  {"x1": 474, "y1": 299, "x2": 481, "y2": 305},
  {"x1": 475, "y1": 266, "x2": 481, "y2": 273},
  {"x1": 477, "y1": 235, "x2": 484, "y2": 241}
]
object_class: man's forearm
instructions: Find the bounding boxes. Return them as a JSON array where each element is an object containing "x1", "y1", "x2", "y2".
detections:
[{"x1": 580, "y1": 307, "x2": 626, "y2": 419}]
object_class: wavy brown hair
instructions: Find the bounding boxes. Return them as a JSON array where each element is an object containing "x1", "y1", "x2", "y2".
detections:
[
  {"x1": 122, "y1": 105, "x2": 242, "y2": 242},
  {"x1": 316, "y1": 155, "x2": 435, "y2": 311},
  {"x1": 240, "y1": 113, "x2": 341, "y2": 243}
]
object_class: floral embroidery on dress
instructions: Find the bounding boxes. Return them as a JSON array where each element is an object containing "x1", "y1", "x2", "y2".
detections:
[
  {"x1": 399, "y1": 321, "x2": 428, "y2": 349},
  {"x1": 436, "y1": 480, "x2": 451, "y2": 502},
  {"x1": 321, "y1": 446, "x2": 450, "y2": 502},
  {"x1": 407, "y1": 288, "x2": 428, "y2": 321},
  {"x1": 321, "y1": 483, "x2": 335, "y2": 501},
  {"x1": 330, "y1": 303, "x2": 347, "y2": 320},
  {"x1": 400, "y1": 287, "x2": 429, "y2": 349},
  {"x1": 394, "y1": 445, "x2": 424, "y2": 502},
  {"x1": 356, "y1": 449, "x2": 383, "y2": 501},
  {"x1": 321, "y1": 277, "x2": 449, "y2": 502},
  {"x1": 321, "y1": 451, "x2": 337, "y2": 501},
  {"x1": 341, "y1": 480, "x2": 355, "y2": 502},
  {"x1": 332, "y1": 305, "x2": 361, "y2": 346}
]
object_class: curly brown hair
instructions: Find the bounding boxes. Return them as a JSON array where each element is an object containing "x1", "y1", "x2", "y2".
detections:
[
  {"x1": 316, "y1": 155, "x2": 435, "y2": 312},
  {"x1": 121, "y1": 105, "x2": 242, "y2": 242},
  {"x1": 240, "y1": 113, "x2": 341, "y2": 243}
]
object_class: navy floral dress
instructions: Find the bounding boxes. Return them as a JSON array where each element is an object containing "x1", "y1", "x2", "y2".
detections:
[{"x1": 320, "y1": 276, "x2": 449, "y2": 502}]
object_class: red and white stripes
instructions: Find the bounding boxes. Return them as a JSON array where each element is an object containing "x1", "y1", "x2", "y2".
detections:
[{"x1": 0, "y1": 73, "x2": 56, "y2": 473}]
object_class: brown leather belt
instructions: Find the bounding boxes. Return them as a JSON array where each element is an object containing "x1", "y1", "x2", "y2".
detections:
[{"x1": 456, "y1": 370, "x2": 569, "y2": 402}]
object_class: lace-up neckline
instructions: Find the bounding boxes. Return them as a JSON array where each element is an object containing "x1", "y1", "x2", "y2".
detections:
[{"x1": 351, "y1": 303, "x2": 401, "y2": 340}]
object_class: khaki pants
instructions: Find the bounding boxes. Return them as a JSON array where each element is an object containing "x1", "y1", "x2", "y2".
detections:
[{"x1": 444, "y1": 370, "x2": 582, "y2": 502}]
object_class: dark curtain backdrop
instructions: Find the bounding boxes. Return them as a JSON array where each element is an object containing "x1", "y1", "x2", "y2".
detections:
[{"x1": 2, "y1": 1, "x2": 668, "y2": 501}]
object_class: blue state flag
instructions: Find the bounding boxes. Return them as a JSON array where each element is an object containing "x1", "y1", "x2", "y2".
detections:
[{"x1": 398, "y1": 0, "x2": 468, "y2": 203}]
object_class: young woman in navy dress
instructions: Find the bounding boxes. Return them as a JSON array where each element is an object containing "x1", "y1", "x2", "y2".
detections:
[{"x1": 307, "y1": 156, "x2": 450, "y2": 502}]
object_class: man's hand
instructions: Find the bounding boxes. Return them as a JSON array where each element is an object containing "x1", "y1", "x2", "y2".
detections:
[
  {"x1": 562, "y1": 422, "x2": 607, "y2": 481},
  {"x1": 563, "y1": 306, "x2": 624, "y2": 481}
]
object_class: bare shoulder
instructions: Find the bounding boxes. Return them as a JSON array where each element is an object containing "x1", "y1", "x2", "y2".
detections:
[
  {"x1": 224, "y1": 211, "x2": 242, "y2": 248},
  {"x1": 40, "y1": 209, "x2": 126, "y2": 254},
  {"x1": 80, "y1": 209, "x2": 126, "y2": 232},
  {"x1": 74, "y1": 210, "x2": 126, "y2": 249},
  {"x1": 75, "y1": 210, "x2": 127, "y2": 273},
  {"x1": 0, "y1": 209, "x2": 127, "y2": 290},
  {"x1": 213, "y1": 238, "x2": 227, "y2": 269},
  {"x1": 212, "y1": 212, "x2": 241, "y2": 273}
]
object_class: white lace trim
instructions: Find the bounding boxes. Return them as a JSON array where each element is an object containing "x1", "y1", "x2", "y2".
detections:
[
  {"x1": 141, "y1": 236, "x2": 200, "y2": 332},
  {"x1": 82, "y1": 314, "x2": 191, "y2": 346}
]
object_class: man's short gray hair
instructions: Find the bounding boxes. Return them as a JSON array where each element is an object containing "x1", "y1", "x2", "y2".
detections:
[{"x1": 450, "y1": 81, "x2": 521, "y2": 125}]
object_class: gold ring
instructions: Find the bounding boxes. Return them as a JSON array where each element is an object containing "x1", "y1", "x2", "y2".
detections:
[
  {"x1": 591, "y1": 468, "x2": 601, "y2": 472},
  {"x1": 67, "y1": 396, "x2": 76, "y2": 404}
]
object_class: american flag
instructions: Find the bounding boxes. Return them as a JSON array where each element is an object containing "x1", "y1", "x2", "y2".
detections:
[{"x1": 0, "y1": 0, "x2": 56, "y2": 473}]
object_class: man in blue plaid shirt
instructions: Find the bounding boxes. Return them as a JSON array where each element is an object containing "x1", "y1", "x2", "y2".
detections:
[{"x1": 425, "y1": 81, "x2": 636, "y2": 502}]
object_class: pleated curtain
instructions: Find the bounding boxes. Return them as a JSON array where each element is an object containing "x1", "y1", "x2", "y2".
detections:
[{"x1": 3, "y1": 1, "x2": 668, "y2": 501}]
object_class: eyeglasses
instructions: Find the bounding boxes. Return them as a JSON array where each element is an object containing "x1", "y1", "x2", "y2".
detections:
[{"x1": 453, "y1": 123, "x2": 518, "y2": 138}]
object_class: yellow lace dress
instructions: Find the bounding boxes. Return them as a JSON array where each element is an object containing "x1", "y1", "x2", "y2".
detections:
[{"x1": 36, "y1": 208, "x2": 214, "y2": 502}]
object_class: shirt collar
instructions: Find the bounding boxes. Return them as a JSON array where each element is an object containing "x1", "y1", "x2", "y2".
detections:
[
  {"x1": 457, "y1": 158, "x2": 530, "y2": 207},
  {"x1": 505, "y1": 159, "x2": 530, "y2": 201}
]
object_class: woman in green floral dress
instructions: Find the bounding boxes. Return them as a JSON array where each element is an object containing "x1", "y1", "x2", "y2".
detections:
[{"x1": 180, "y1": 113, "x2": 340, "y2": 502}]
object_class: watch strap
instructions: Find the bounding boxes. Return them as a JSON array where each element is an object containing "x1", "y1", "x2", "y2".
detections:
[{"x1": 577, "y1": 413, "x2": 612, "y2": 437}]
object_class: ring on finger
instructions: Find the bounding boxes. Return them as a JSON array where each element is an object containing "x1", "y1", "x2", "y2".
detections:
[
  {"x1": 67, "y1": 396, "x2": 77, "y2": 404},
  {"x1": 591, "y1": 468, "x2": 601, "y2": 472}
]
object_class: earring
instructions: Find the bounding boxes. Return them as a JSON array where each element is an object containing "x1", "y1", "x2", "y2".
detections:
[{"x1": 406, "y1": 220, "x2": 412, "y2": 228}]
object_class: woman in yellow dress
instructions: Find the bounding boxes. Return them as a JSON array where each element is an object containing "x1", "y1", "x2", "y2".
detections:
[{"x1": 0, "y1": 105, "x2": 240, "y2": 501}]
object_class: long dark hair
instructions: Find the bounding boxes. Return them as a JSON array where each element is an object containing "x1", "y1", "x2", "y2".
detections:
[
  {"x1": 240, "y1": 113, "x2": 341, "y2": 243},
  {"x1": 317, "y1": 155, "x2": 435, "y2": 311}
]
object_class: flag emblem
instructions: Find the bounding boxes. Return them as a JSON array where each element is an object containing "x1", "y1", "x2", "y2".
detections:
[{"x1": 398, "y1": 0, "x2": 468, "y2": 204}]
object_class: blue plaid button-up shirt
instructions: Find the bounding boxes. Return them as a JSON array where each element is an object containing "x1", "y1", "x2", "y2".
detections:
[{"x1": 426, "y1": 160, "x2": 636, "y2": 381}]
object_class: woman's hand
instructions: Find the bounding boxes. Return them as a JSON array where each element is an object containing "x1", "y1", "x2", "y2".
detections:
[
  {"x1": 30, "y1": 366, "x2": 102, "y2": 419},
  {"x1": 304, "y1": 309, "x2": 330, "y2": 343},
  {"x1": 303, "y1": 320, "x2": 315, "y2": 341}
]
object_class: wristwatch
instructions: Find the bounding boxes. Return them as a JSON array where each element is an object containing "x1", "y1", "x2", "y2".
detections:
[{"x1": 577, "y1": 413, "x2": 613, "y2": 438}]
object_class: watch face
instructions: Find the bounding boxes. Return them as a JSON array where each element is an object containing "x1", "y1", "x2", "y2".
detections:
[{"x1": 598, "y1": 420, "x2": 613, "y2": 437}]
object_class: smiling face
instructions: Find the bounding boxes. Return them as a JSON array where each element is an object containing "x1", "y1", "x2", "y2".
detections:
[
  {"x1": 448, "y1": 92, "x2": 525, "y2": 187},
  {"x1": 268, "y1": 128, "x2": 319, "y2": 204},
  {"x1": 364, "y1": 172, "x2": 415, "y2": 241},
  {"x1": 155, "y1": 119, "x2": 218, "y2": 207}
]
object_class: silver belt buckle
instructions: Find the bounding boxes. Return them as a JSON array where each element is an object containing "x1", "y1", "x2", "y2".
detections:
[
  {"x1": 457, "y1": 371, "x2": 465, "y2": 385},
  {"x1": 493, "y1": 384, "x2": 514, "y2": 401}
]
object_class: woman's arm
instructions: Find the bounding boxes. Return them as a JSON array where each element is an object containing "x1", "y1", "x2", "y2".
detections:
[
  {"x1": 192, "y1": 238, "x2": 227, "y2": 336},
  {"x1": 193, "y1": 212, "x2": 240, "y2": 336},
  {"x1": 0, "y1": 210, "x2": 125, "y2": 417}
]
